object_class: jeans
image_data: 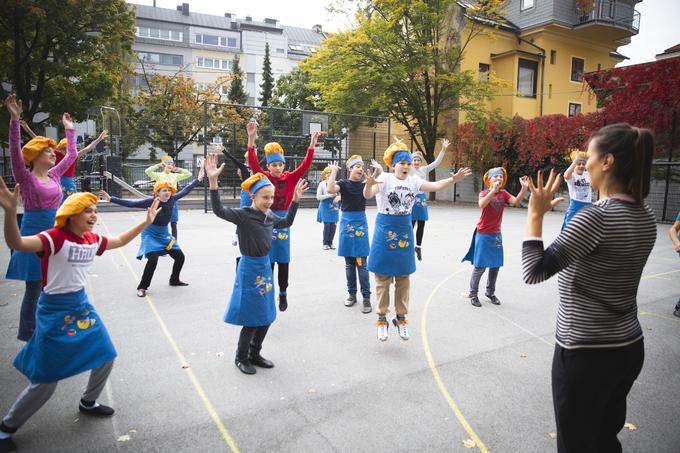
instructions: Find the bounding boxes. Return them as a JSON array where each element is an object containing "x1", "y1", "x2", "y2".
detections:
[
  {"x1": 345, "y1": 257, "x2": 370, "y2": 298},
  {"x1": 323, "y1": 222, "x2": 337, "y2": 246},
  {"x1": 18, "y1": 281, "x2": 41, "y2": 341}
]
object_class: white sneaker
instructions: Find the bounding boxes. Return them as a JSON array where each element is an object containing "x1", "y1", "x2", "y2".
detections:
[
  {"x1": 376, "y1": 320, "x2": 389, "y2": 341},
  {"x1": 392, "y1": 318, "x2": 409, "y2": 340}
]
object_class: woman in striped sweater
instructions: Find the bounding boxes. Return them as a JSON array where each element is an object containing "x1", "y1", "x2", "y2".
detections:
[{"x1": 522, "y1": 123, "x2": 656, "y2": 453}]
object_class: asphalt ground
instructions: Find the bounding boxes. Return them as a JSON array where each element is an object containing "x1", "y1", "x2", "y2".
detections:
[{"x1": 1, "y1": 203, "x2": 679, "y2": 453}]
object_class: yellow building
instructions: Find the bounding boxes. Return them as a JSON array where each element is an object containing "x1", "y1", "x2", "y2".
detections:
[{"x1": 459, "y1": 0, "x2": 641, "y2": 121}]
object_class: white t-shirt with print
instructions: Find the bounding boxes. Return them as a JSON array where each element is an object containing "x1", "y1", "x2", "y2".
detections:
[
  {"x1": 566, "y1": 171, "x2": 592, "y2": 203},
  {"x1": 375, "y1": 173, "x2": 424, "y2": 215}
]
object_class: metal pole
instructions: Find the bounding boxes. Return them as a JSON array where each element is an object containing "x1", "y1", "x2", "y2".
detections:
[
  {"x1": 203, "y1": 102, "x2": 208, "y2": 213},
  {"x1": 233, "y1": 122, "x2": 237, "y2": 200},
  {"x1": 372, "y1": 131, "x2": 376, "y2": 161},
  {"x1": 661, "y1": 109, "x2": 676, "y2": 222}
]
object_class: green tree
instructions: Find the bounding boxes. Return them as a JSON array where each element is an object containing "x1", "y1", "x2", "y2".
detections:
[
  {"x1": 228, "y1": 54, "x2": 248, "y2": 105},
  {"x1": 270, "y1": 67, "x2": 320, "y2": 110},
  {"x1": 259, "y1": 43, "x2": 275, "y2": 106},
  {"x1": 303, "y1": 0, "x2": 505, "y2": 178},
  {"x1": 0, "y1": 0, "x2": 136, "y2": 137}
]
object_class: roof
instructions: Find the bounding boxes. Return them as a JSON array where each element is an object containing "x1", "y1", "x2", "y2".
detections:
[
  {"x1": 656, "y1": 43, "x2": 680, "y2": 57},
  {"x1": 456, "y1": 1, "x2": 520, "y2": 33},
  {"x1": 610, "y1": 50, "x2": 629, "y2": 60},
  {"x1": 283, "y1": 26, "x2": 326, "y2": 45}
]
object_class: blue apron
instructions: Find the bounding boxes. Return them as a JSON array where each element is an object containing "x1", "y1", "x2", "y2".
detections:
[
  {"x1": 240, "y1": 189, "x2": 252, "y2": 208},
  {"x1": 6, "y1": 208, "x2": 57, "y2": 281},
  {"x1": 317, "y1": 198, "x2": 340, "y2": 223},
  {"x1": 462, "y1": 229, "x2": 504, "y2": 268},
  {"x1": 136, "y1": 223, "x2": 181, "y2": 260},
  {"x1": 14, "y1": 289, "x2": 117, "y2": 384},
  {"x1": 60, "y1": 176, "x2": 77, "y2": 203},
  {"x1": 561, "y1": 199, "x2": 591, "y2": 230},
  {"x1": 410, "y1": 192, "x2": 429, "y2": 221},
  {"x1": 170, "y1": 202, "x2": 179, "y2": 223},
  {"x1": 368, "y1": 213, "x2": 415, "y2": 276},
  {"x1": 338, "y1": 210, "x2": 370, "y2": 258},
  {"x1": 224, "y1": 255, "x2": 276, "y2": 326},
  {"x1": 269, "y1": 210, "x2": 290, "y2": 263}
]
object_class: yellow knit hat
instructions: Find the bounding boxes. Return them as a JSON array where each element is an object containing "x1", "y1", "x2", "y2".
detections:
[
  {"x1": 321, "y1": 166, "x2": 332, "y2": 180},
  {"x1": 56, "y1": 138, "x2": 68, "y2": 151},
  {"x1": 161, "y1": 155, "x2": 174, "y2": 164},
  {"x1": 346, "y1": 155, "x2": 363, "y2": 169},
  {"x1": 483, "y1": 167, "x2": 508, "y2": 188},
  {"x1": 569, "y1": 149, "x2": 587, "y2": 161},
  {"x1": 264, "y1": 142, "x2": 285, "y2": 164},
  {"x1": 21, "y1": 136, "x2": 57, "y2": 164},
  {"x1": 241, "y1": 172, "x2": 273, "y2": 193},
  {"x1": 54, "y1": 193, "x2": 98, "y2": 229},
  {"x1": 383, "y1": 141, "x2": 410, "y2": 167},
  {"x1": 153, "y1": 181, "x2": 177, "y2": 195}
]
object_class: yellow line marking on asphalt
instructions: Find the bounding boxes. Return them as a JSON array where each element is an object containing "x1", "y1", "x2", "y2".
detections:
[
  {"x1": 641, "y1": 268, "x2": 680, "y2": 280},
  {"x1": 640, "y1": 311, "x2": 680, "y2": 323},
  {"x1": 421, "y1": 267, "x2": 489, "y2": 453},
  {"x1": 100, "y1": 217, "x2": 240, "y2": 453}
]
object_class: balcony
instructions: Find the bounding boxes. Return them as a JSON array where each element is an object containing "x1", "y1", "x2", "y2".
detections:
[{"x1": 575, "y1": 1, "x2": 640, "y2": 34}]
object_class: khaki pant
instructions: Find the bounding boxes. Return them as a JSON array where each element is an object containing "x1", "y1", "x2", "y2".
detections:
[{"x1": 375, "y1": 274, "x2": 410, "y2": 317}]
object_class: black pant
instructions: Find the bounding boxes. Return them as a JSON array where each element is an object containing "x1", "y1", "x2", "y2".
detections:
[
  {"x1": 322, "y1": 222, "x2": 337, "y2": 246},
  {"x1": 552, "y1": 339, "x2": 644, "y2": 453},
  {"x1": 270, "y1": 262, "x2": 289, "y2": 292},
  {"x1": 171, "y1": 222, "x2": 178, "y2": 239},
  {"x1": 411, "y1": 220, "x2": 425, "y2": 246},
  {"x1": 236, "y1": 325, "x2": 270, "y2": 361},
  {"x1": 138, "y1": 249, "x2": 185, "y2": 290}
]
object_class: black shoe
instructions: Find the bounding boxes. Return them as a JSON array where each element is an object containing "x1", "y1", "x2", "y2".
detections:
[
  {"x1": 470, "y1": 296, "x2": 482, "y2": 307},
  {"x1": 169, "y1": 280, "x2": 189, "y2": 286},
  {"x1": 415, "y1": 246, "x2": 422, "y2": 261},
  {"x1": 361, "y1": 298, "x2": 372, "y2": 314},
  {"x1": 485, "y1": 294, "x2": 501, "y2": 305},
  {"x1": 79, "y1": 401, "x2": 115, "y2": 417},
  {"x1": 279, "y1": 294, "x2": 288, "y2": 312},
  {"x1": 249, "y1": 355, "x2": 274, "y2": 368},
  {"x1": 0, "y1": 437, "x2": 16, "y2": 453},
  {"x1": 674, "y1": 307, "x2": 680, "y2": 318},
  {"x1": 235, "y1": 358, "x2": 256, "y2": 375}
]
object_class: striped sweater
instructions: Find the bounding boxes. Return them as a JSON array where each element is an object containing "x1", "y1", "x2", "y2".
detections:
[{"x1": 522, "y1": 198, "x2": 657, "y2": 349}]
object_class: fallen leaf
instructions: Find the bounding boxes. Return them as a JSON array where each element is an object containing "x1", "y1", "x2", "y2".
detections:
[
  {"x1": 129, "y1": 429, "x2": 137, "y2": 433},
  {"x1": 519, "y1": 352, "x2": 527, "y2": 358},
  {"x1": 181, "y1": 363, "x2": 190, "y2": 369},
  {"x1": 462, "y1": 439, "x2": 476, "y2": 449},
  {"x1": 624, "y1": 422, "x2": 637, "y2": 431},
  {"x1": 308, "y1": 389, "x2": 317, "y2": 394},
  {"x1": 117, "y1": 435, "x2": 131, "y2": 442},
  {"x1": 548, "y1": 432, "x2": 557, "y2": 439}
]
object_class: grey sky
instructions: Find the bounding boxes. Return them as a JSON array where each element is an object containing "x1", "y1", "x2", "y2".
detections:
[{"x1": 129, "y1": 0, "x2": 679, "y2": 66}]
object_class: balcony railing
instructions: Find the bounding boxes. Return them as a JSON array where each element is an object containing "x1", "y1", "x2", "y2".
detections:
[{"x1": 576, "y1": 0, "x2": 640, "y2": 34}]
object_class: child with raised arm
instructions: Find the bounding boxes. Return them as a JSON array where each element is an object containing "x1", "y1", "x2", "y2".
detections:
[
  {"x1": 327, "y1": 157, "x2": 372, "y2": 312},
  {"x1": 204, "y1": 154, "x2": 307, "y2": 375},
  {"x1": 144, "y1": 155, "x2": 193, "y2": 239},
  {"x1": 669, "y1": 211, "x2": 680, "y2": 317},
  {"x1": 99, "y1": 166, "x2": 204, "y2": 297},
  {"x1": 0, "y1": 181, "x2": 160, "y2": 453},
  {"x1": 409, "y1": 138, "x2": 448, "y2": 261},
  {"x1": 364, "y1": 141, "x2": 471, "y2": 341},
  {"x1": 462, "y1": 167, "x2": 529, "y2": 307},
  {"x1": 246, "y1": 120, "x2": 320, "y2": 311},
  {"x1": 562, "y1": 149, "x2": 592, "y2": 229},
  {"x1": 5, "y1": 94, "x2": 77, "y2": 341},
  {"x1": 316, "y1": 166, "x2": 340, "y2": 250}
]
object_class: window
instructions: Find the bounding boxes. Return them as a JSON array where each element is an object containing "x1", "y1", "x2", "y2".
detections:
[
  {"x1": 478, "y1": 63, "x2": 490, "y2": 81},
  {"x1": 218, "y1": 85, "x2": 229, "y2": 96},
  {"x1": 276, "y1": 48, "x2": 285, "y2": 54},
  {"x1": 196, "y1": 57, "x2": 233, "y2": 71},
  {"x1": 247, "y1": 73, "x2": 255, "y2": 84},
  {"x1": 228, "y1": 38, "x2": 237, "y2": 48},
  {"x1": 571, "y1": 57, "x2": 585, "y2": 82},
  {"x1": 521, "y1": 0, "x2": 535, "y2": 11},
  {"x1": 517, "y1": 58, "x2": 538, "y2": 97},
  {"x1": 211, "y1": 136, "x2": 223, "y2": 144},
  {"x1": 550, "y1": 50, "x2": 556, "y2": 65},
  {"x1": 568, "y1": 103, "x2": 582, "y2": 117},
  {"x1": 608, "y1": 0, "x2": 617, "y2": 18},
  {"x1": 136, "y1": 27, "x2": 182, "y2": 42},
  {"x1": 137, "y1": 52, "x2": 183, "y2": 66},
  {"x1": 195, "y1": 33, "x2": 238, "y2": 48}
]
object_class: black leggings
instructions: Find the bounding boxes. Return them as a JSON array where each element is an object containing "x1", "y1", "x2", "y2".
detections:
[
  {"x1": 411, "y1": 220, "x2": 425, "y2": 246},
  {"x1": 270, "y1": 262, "x2": 289, "y2": 292},
  {"x1": 171, "y1": 222, "x2": 178, "y2": 239},
  {"x1": 138, "y1": 249, "x2": 185, "y2": 290},
  {"x1": 236, "y1": 325, "x2": 270, "y2": 361}
]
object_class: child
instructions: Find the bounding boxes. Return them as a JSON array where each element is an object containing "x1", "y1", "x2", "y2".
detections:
[
  {"x1": 562, "y1": 149, "x2": 592, "y2": 229},
  {"x1": 669, "y1": 211, "x2": 680, "y2": 317},
  {"x1": 327, "y1": 156, "x2": 372, "y2": 312},
  {"x1": 20, "y1": 121, "x2": 108, "y2": 203},
  {"x1": 0, "y1": 182, "x2": 160, "y2": 453},
  {"x1": 204, "y1": 154, "x2": 307, "y2": 374},
  {"x1": 462, "y1": 167, "x2": 529, "y2": 307},
  {"x1": 246, "y1": 120, "x2": 320, "y2": 311},
  {"x1": 5, "y1": 94, "x2": 77, "y2": 341},
  {"x1": 409, "y1": 138, "x2": 448, "y2": 261},
  {"x1": 145, "y1": 155, "x2": 193, "y2": 239},
  {"x1": 364, "y1": 141, "x2": 471, "y2": 341},
  {"x1": 316, "y1": 166, "x2": 340, "y2": 250},
  {"x1": 99, "y1": 166, "x2": 203, "y2": 297}
]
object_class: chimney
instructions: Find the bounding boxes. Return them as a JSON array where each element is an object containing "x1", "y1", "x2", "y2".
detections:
[
  {"x1": 224, "y1": 12, "x2": 232, "y2": 18},
  {"x1": 264, "y1": 18, "x2": 279, "y2": 26},
  {"x1": 181, "y1": 3, "x2": 189, "y2": 15},
  {"x1": 245, "y1": 15, "x2": 252, "y2": 22},
  {"x1": 312, "y1": 24, "x2": 322, "y2": 33}
]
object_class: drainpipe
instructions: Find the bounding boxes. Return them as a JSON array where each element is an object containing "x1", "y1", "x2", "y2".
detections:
[{"x1": 517, "y1": 36, "x2": 546, "y2": 116}]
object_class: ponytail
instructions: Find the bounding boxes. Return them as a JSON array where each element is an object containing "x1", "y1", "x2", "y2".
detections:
[{"x1": 589, "y1": 123, "x2": 655, "y2": 202}]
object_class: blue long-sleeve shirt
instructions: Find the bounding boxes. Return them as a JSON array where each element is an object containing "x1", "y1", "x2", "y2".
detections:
[{"x1": 110, "y1": 179, "x2": 200, "y2": 226}]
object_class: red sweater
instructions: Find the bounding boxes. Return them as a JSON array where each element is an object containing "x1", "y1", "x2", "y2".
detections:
[{"x1": 247, "y1": 146, "x2": 314, "y2": 212}]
